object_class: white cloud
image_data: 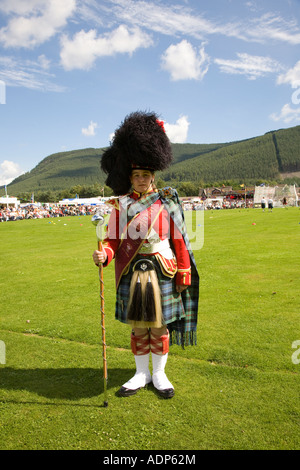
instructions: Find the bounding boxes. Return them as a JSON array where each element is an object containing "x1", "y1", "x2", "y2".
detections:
[
  {"x1": 38, "y1": 54, "x2": 51, "y2": 70},
  {"x1": 104, "y1": 0, "x2": 219, "y2": 40},
  {"x1": 161, "y1": 40, "x2": 209, "y2": 81},
  {"x1": 215, "y1": 52, "x2": 283, "y2": 80},
  {"x1": 245, "y1": 2, "x2": 260, "y2": 13},
  {"x1": 0, "y1": 0, "x2": 76, "y2": 48},
  {"x1": 0, "y1": 55, "x2": 66, "y2": 92},
  {"x1": 0, "y1": 0, "x2": 45, "y2": 15},
  {"x1": 164, "y1": 116, "x2": 190, "y2": 143},
  {"x1": 270, "y1": 103, "x2": 300, "y2": 124},
  {"x1": 0, "y1": 160, "x2": 24, "y2": 186},
  {"x1": 277, "y1": 60, "x2": 300, "y2": 89},
  {"x1": 85, "y1": 1, "x2": 300, "y2": 45},
  {"x1": 60, "y1": 24, "x2": 153, "y2": 70},
  {"x1": 82, "y1": 121, "x2": 98, "y2": 136},
  {"x1": 247, "y1": 13, "x2": 300, "y2": 45}
]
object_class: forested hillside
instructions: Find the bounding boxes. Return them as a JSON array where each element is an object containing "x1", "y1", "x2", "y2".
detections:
[
  {"x1": 8, "y1": 148, "x2": 104, "y2": 193},
  {"x1": 2, "y1": 125, "x2": 300, "y2": 199},
  {"x1": 271, "y1": 126, "x2": 300, "y2": 172},
  {"x1": 162, "y1": 133, "x2": 279, "y2": 182}
]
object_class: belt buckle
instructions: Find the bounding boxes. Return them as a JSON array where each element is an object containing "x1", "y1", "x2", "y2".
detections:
[{"x1": 133, "y1": 259, "x2": 155, "y2": 272}]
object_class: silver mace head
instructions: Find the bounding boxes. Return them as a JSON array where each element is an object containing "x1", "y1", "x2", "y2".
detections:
[
  {"x1": 92, "y1": 213, "x2": 104, "y2": 226},
  {"x1": 92, "y1": 212, "x2": 105, "y2": 240}
]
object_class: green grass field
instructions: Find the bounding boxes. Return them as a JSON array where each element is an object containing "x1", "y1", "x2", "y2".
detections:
[{"x1": 0, "y1": 207, "x2": 299, "y2": 450}]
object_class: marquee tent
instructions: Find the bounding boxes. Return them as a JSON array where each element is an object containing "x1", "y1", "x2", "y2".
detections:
[
  {"x1": 58, "y1": 197, "x2": 106, "y2": 206},
  {"x1": 0, "y1": 197, "x2": 20, "y2": 207},
  {"x1": 254, "y1": 185, "x2": 298, "y2": 207}
]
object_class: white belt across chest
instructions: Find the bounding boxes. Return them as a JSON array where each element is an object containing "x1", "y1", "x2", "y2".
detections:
[{"x1": 138, "y1": 238, "x2": 174, "y2": 259}]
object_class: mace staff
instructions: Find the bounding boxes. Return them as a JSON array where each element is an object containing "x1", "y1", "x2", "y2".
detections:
[{"x1": 92, "y1": 212, "x2": 108, "y2": 407}]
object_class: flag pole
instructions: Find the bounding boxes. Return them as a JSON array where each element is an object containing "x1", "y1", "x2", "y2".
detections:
[{"x1": 5, "y1": 185, "x2": 8, "y2": 208}]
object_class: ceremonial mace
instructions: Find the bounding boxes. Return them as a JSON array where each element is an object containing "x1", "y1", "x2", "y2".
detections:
[{"x1": 92, "y1": 212, "x2": 108, "y2": 407}]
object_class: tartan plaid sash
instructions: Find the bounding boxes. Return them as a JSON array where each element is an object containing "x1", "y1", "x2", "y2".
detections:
[
  {"x1": 115, "y1": 194, "x2": 163, "y2": 288},
  {"x1": 116, "y1": 187, "x2": 199, "y2": 286}
]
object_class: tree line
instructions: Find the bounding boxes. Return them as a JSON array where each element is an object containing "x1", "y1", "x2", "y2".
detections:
[{"x1": 13, "y1": 175, "x2": 299, "y2": 204}]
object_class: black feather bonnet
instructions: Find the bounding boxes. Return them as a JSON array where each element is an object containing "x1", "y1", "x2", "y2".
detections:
[{"x1": 101, "y1": 111, "x2": 173, "y2": 195}]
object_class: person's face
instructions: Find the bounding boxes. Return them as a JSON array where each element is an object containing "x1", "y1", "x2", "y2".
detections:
[{"x1": 130, "y1": 169, "x2": 154, "y2": 193}]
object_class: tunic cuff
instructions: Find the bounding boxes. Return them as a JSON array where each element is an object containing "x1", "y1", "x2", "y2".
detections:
[
  {"x1": 103, "y1": 246, "x2": 115, "y2": 266},
  {"x1": 176, "y1": 268, "x2": 191, "y2": 286}
]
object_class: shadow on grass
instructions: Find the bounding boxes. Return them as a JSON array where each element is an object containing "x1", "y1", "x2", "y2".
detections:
[{"x1": 0, "y1": 367, "x2": 133, "y2": 401}]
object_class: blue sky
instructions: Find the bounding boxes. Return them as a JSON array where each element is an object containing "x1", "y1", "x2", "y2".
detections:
[{"x1": 0, "y1": 0, "x2": 300, "y2": 186}]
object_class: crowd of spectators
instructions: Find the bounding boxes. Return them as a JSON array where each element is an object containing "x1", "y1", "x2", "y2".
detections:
[
  {"x1": 1, "y1": 195, "x2": 255, "y2": 222},
  {"x1": 0, "y1": 204, "x2": 104, "y2": 222},
  {"x1": 182, "y1": 197, "x2": 253, "y2": 211}
]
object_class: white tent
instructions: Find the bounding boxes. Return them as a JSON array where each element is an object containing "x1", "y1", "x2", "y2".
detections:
[
  {"x1": 254, "y1": 184, "x2": 298, "y2": 207},
  {"x1": 0, "y1": 196, "x2": 20, "y2": 207},
  {"x1": 58, "y1": 197, "x2": 106, "y2": 206}
]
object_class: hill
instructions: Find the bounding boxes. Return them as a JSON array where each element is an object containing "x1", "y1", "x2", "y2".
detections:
[
  {"x1": 5, "y1": 148, "x2": 105, "y2": 194},
  {"x1": 3, "y1": 124, "x2": 300, "y2": 196},
  {"x1": 163, "y1": 126, "x2": 300, "y2": 183}
]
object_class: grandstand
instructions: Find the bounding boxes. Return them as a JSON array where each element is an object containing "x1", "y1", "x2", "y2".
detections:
[{"x1": 254, "y1": 184, "x2": 298, "y2": 207}]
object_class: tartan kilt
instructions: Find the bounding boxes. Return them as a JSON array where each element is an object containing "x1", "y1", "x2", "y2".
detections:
[{"x1": 115, "y1": 255, "x2": 199, "y2": 347}]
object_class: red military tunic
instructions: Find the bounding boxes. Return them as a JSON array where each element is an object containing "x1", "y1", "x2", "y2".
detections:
[{"x1": 102, "y1": 189, "x2": 191, "y2": 286}]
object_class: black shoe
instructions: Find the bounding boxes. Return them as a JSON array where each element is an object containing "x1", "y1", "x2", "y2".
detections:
[
  {"x1": 156, "y1": 388, "x2": 175, "y2": 399},
  {"x1": 118, "y1": 386, "x2": 140, "y2": 397}
]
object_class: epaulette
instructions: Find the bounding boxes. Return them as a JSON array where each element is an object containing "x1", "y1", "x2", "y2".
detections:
[{"x1": 105, "y1": 197, "x2": 120, "y2": 210}]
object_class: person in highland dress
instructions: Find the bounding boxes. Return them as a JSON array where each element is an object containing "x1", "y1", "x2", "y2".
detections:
[{"x1": 93, "y1": 111, "x2": 199, "y2": 398}]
